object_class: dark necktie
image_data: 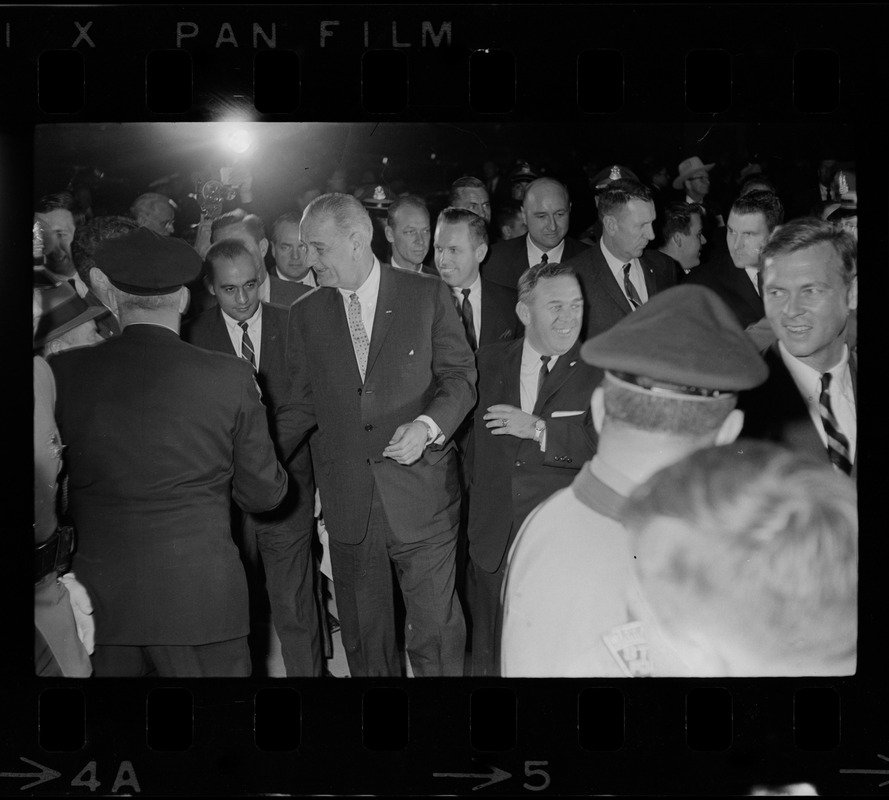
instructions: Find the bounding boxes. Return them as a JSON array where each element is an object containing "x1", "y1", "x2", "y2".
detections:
[
  {"x1": 623, "y1": 263, "x2": 642, "y2": 309},
  {"x1": 238, "y1": 321, "x2": 256, "y2": 369},
  {"x1": 819, "y1": 372, "x2": 852, "y2": 475},
  {"x1": 461, "y1": 288, "x2": 477, "y2": 351},
  {"x1": 539, "y1": 252, "x2": 548, "y2": 265},
  {"x1": 537, "y1": 355, "x2": 552, "y2": 402}
]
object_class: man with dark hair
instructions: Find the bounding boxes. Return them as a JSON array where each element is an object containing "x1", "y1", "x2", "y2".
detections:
[
  {"x1": 738, "y1": 173, "x2": 779, "y2": 197},
  {"x1": 739, "y1": 217, "x2": 858, "y2": 478},
  {"x1": 685, "y1": 190, "x2": 785, "y2": 328},
  {"x1": 483, "y1": 177, "x2": 589, "y2": 290},
  {"x1": 465, "y1": 262, "x2": 602, "y2": 675},
  {"x1": 384, "y1": 195, "x2": 437, "y2": 275},
  {"x1": 562, "y1": 178, "x2": 677, "y2": 339},
  {"x1": 270, "y1": 211, "x2": 317, "y2": 288},
  {"x1": 622, "y1": 441, "x2": 857, "y2": 676},
  {"x1": 434, "y1": 206, "x2": 521, "y2": 351},
  {"x1": 211, "y1": 209, "x2": 310, "y2": 307},
  {"x1": 449, "y1": 176, "x2": 492, "y2": 224},
  {"x1": 658, "y1": 202, "x2": 706, "y2": 276},
  {"x1": 35, "y1": 192, "x2": 78, "y2": 280},
  {"x1": 70, "y1": 215, "x2": 140, "y2": 338},
  {"x1": 500, "y1": 285, "x2": 768, "y2": 676},
  {"x1": 275, "y1": 193, "x2": 477, "y2": 677},
  {"x1": 184, "y1": 238, "x2": 322, "y2": 676},
  {"x1": 51, "y1": 227, "x2": 288, "y2": 677},
  {"x1": 495, "y1": 203, "x2": 527, "y2": 242}
]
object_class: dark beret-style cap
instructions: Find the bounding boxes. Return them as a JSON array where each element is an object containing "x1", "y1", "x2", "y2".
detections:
[
  {"x1": 94, "y1": 226, "x2": 202, "y2": 295},
  {"x1": 581, "y1": 285, "x2": 768, "y2": 395}
]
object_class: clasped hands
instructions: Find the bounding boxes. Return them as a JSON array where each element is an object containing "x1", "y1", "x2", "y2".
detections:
[
  {"x1": 382, "y1": 420, "x2": 430, "y2": 465},
  {"x1": 484, "y1": 404, "x2": 539, "y2": 439}
]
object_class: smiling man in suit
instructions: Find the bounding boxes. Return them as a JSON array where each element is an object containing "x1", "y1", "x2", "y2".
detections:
[
  {"x1": 562, "y1": 178, "x2": 678, "y2": 339},
  {"x1": 739, "y1": 217, "x2": 858, "y2": 479},
  {"x1": 183, "y1": 238, "x2": 322, "y2": 676},
  {"x1": 685, "y1": 191, "x2": 784, "y2": 329},
  {"x1": 483, "y1": 178, "x2": 589, "y2": 290},
  {"x1": 434, "y1": 206, "x2": 522, "y2": 351},
  {"x1": 464, "y1": 262, "x2": 603, "y2": 675},
  {"x1": 275, "y1": 193, "x2": 477, "y2": 677}
]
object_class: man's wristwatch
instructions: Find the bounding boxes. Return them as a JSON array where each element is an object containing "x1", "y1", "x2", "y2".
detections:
[
  {"x1": 418, "y1": 419, "x2": 434, "y2": 444},
  {"x1": 533, "y1": 418, "x2": 546, "y2": 443}
]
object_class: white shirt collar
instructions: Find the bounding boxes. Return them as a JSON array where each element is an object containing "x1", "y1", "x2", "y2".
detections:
[
  {"x1": 221, "y1": 302, "x2": 262, "y2": 332},
  {"x1": 778, "y1": 340, "x2": 849, "y2": 391},
  {"x1": 450, "y1": 272, "x2": 481, "y2": 298},
  {"x1": 526, "y1": 235, "x2": 566, "y2": 267}
]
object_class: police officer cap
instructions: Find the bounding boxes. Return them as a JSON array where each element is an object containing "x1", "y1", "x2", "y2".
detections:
[
  {"x1": 94, "y1": 226, "x2": 202, "y2": 295},
  {"x1": 580, "y1": 285, "x2": 768, "y2": 396},
  {"x1": 590, "y1": 164, "x2": 639, "y2": 190}
]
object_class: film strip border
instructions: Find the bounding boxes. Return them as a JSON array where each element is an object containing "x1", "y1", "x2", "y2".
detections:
[
  {"x1": 7, "y1": 679, "x2": 883, "y2": 795},
  {"x1": 0, "y1": 5, "x2": 883, "y2": 122},
  {"x1": 6, "y1": 3, "x2": 889, "y2": 796}
]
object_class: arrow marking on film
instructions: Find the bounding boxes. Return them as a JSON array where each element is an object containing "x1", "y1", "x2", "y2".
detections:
[
  {"x1": 433, "y1": 765, "x2": 511, "y2": 791},
  {"x1": 0, "y1": 757, "x2": 62, "y2": 790}
]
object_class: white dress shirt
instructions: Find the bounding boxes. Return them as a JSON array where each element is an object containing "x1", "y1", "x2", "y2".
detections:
[
  {"x1": 526, "y1": 236, "x2": 566, "y2": 268},
  {"x1": 600, "y1": 238, "x2": 649, "y2": 305},
  {"x1": 779, "y1": 341, "x2": 856, "y2": 463},
  {"x1": 221, "y1": 303, "x2": 263, "y2": 368},
  {"x1": 520, "y1": 338, "x2": 561, "y2": 414},
  {"x1": 450, "y1": 273, "x2": 482, "y2": 345},
  {"x1": 338, "y1": 257, "x2": 441, "y2": 442},
  {"x1": 745, "y1": 267, "x2": 761, "y2": 295}
]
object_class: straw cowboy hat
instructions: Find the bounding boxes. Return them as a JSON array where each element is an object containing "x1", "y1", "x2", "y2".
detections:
[{"x1": 672, "y1": 156, "x2": 715, "y2": 190}]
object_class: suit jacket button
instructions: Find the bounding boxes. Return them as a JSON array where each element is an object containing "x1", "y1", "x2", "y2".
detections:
[
  {"x1": 566, "y1": 457, "x2": 572, "y2": 463},
  {"x1": 365, "y1": 423, "x2": 374, "y2": 431},
  {"x1": 366, "y1": 458, "x2": 371, "y2": 465},
  {"x1": 358, "y1": 388, "x2": 362, "y2": 395},
  {"x1": 515, "y1": 460, "x2": 523, "y2": 467}
]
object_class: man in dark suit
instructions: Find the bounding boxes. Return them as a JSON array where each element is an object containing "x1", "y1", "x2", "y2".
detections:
[
  {"x1": 51, "y1": 227, "x2": 288, "y2": 677},
  {"x1": 483, "y1": 177, "x2": 589, "y2": 290},
  {"x1": 739, "y1": 217, "x2": 858, "y2": 479},
  {"x1": 685, "y1": 191, "x2": 784, "y2": 329},
  {"x1": 183, "y1": 238, "x2": 322, "y2": 676},
  {"x1": 275, "y1": 193, "x2": 477, "y2": 677},
  {"x1": 433, "y1": 206, "x2": 522, "y2": 351},
  {"x1": 465, "y1": 262, "x2": 603, "y2": 675},
  {"x1": 270, "y1": 211, "x2": 318, "y2": 289},
  {"x1": 562, "y1": 179, "x2": 678, "y2": 339},
  {"x1": 211, "y1": 209, "x2": 311, "y2": 307},
  {"x1": 658, "y1": 202, "x2": 707, "y2": 280},
  {"x1": 383, "y1": 195, "x2": 439, "y2": 276}
]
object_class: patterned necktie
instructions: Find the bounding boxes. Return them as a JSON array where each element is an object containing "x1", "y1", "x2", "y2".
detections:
[
  {"x1": 819, "y1": 372, "x2": 852, "y2": 475},
  {"x1": 539, "y1": 252, "x2": 548, "y2": 265},
  {"x1": 623, "y1": 263, "x2": 642, "y2": 309},
  {"x1": 461, "y1": 288, "x2": 477, "y2": 351},
  {"x1": 537, "y1": 355, "x2": 552, "y2": 402},
  {"x1": 347, "y1": 293, "x2": 370, "y2": 380},
  {"x1": 238, "y1": 321, "x2": 256, "y2": 369}
]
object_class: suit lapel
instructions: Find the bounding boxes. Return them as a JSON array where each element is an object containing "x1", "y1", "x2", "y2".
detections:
[
  {"x1": 640, "y1": 253, "x2": 658, "y2": 297},
  {"x1": 533, "y1": 339, "x2": 582, "y2": 415},
  {"x1": 365, "y1": 265, "x2": 397, "y2": 378},
  {"x1": 591, "y1": 246, "x2": 633, "y2": 315},
  {"x1": 213, "y1": 307, "x2": 238, "y2": 357},
  {"x1": 730, "y1": 264, "x2": 764, "y2": 316},
  {"x1": 502, "y1": 339, "x2": 523, "y2": 408}
]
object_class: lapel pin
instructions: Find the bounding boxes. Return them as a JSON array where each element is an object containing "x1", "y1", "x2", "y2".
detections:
[
  {"x1": 385, "y1": 309, "x2": 393, "y2": 314},
  {"x1": 569, "y1": 361, "x2": 577, "y2": 367},
  {"x1": 408, "y1": 349, "x2": 414, "y2": 356}
]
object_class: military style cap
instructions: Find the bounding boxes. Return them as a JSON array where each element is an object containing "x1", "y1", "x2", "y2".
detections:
[
  {"x1": 590, "y1": 164, "x2": 639, "y2": 191},
  {"x1": 94, "y1": 226, "x2": 202, "y2": 295},
  {"x1": 34, "y1": 280, "x2": 106, "y2": 349},
  {"x1": 581, "y1": 285, "x2": 768, "y2": 396}
]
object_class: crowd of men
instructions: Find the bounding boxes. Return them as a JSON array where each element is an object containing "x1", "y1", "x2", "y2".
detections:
[{"x1": 33, "y1": 151, "x2": 858, "y2": 679}]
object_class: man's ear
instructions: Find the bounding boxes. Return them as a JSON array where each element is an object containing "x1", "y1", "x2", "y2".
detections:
[
  {"x1": 384, "y1": 225, "x2": 395, "y2": 244},
  {"x1": 847, "y1": 274, "x2": 858, "y2": 312},
  {"x1": 475, "y1": 243, "x2": 488, "y2": 264},
  {"x1": 591, "y1": 385, "x2": 605, "y2": 433},
  {"x1": 178, "y1": 286, "x2": 191, "y2": 315},
  {"x1": 672, "y1": 232, "x2": 683, "y2": 249},
  {"x1": 516, "y1": 300, "x2": 531, "y2": 327},
  {"x1": 602, "y1": 215, "x2": 617, "y2": 236},
  {"x1": 89, "y1": 267, "x2": 108, "y2": 290},
  {"x1": 260, "y1": 238, "x2": 269, "y2": 258}
]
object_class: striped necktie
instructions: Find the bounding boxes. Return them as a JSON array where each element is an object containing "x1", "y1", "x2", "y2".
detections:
[
  {"x1": 238, "y1": 321, "x2": 256, "y2": 369},
  {"x1": 623, "y1": 263, "x2": 642, "y2": 309},
  {"x1": 819, "y1": 372, "x2": 852, "y2": 475}
]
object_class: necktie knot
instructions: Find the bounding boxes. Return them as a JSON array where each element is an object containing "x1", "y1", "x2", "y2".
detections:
[
  {"x1": 540, "y1": 253, "x2": 548, "y2": 265},
  {"x1": 462, "y1": 287, "x2": 471, "y2": 299},
  {"x1": 239, "y1": 321, "x2": 248, "y2": 332}
]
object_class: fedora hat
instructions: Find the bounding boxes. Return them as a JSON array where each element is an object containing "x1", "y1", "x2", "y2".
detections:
[
  {"x1": 673, "y1": 156, "x2": 715, "y2": 190},
  {"x1": 34, "y1": 280, "x2": 106, "y2": 349}
]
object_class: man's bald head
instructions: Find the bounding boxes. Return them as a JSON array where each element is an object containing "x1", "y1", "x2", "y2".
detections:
[{"x1": 521, "y1": 178, "x2": 571, "y2": 252}]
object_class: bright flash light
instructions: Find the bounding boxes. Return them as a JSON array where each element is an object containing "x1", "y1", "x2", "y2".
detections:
[{"x1": 224, "y1": 127, "x2": 253, "y2": 154}]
